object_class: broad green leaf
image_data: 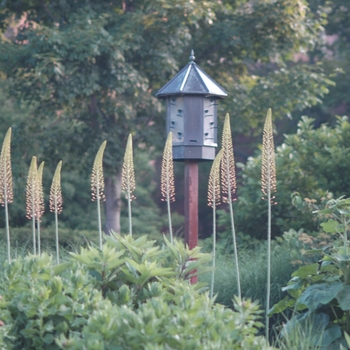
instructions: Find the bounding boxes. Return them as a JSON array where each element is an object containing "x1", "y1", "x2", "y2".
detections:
[
  {"x1": 297, "y1": 282, "x2": 343, "y2": 312},
  {"x1": 52, "y1": 262, "x2": 71, "y2": 275},
  {"x1": 268, "y1": 296, "x2": 295, "y2": 316},
  {"x1": 302, "y1": 249, "x2": 323, "y2": 255},
  {"x1": 42, "y1": 333, "x2": 54, "y2": 344},
  {"x1": 282, "y1": 278, "x2": 304, "y2": 293},
  {"x1": 292, "y1": 263, "x2": 319, "y2": 278},
  {"x1": 321, "y1": 219, "x2": 340, "y2": 233},
  {"x1": 336, "y1": 285, "x2": 350, "y2": 310},
  {"x1": 320, "y1": 324, "x2": 342, "y2": 347}
]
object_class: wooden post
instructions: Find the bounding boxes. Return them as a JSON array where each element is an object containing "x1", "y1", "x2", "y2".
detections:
[{"x1": 184, "y1": 160, "x2": 198, "y2": 283}]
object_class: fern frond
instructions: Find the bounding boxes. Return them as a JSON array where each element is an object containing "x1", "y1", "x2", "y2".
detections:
[
  {"x1": 161, "y1": 132, "x2": 175, "y2": 203},
  {"x1": 0, "y1": 128, "x2": 13, "y2": 205},
  {"x1": 122, "y1": 134, "x2": 136, "y2": 200},
  {"x1": 261, "y1": 108, "x2": 277, "y2": 202},
  {"x1": 221, "y1": 113, "x2": 236, "y2": 203},
  {"x1": 208, "y1": 149, "x2": 222, "y2": 208},
  {"x1": 91, "y1": 141, "x2": 107, "y2": 202},
  {"x1": 50, "y1": 161, "x2": 63, "y2": 215}
]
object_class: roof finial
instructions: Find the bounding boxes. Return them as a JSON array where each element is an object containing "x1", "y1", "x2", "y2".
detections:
[{"x1": 189, "y1": 50, "x2": 195, "y2": 62}]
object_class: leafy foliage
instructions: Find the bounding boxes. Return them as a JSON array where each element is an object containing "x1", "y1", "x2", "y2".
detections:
[
  {"x1": 269, "y1": 196, "x2": 350, "y2": 348},
  {"x1": 0, "y1": 234, "x2": 273, "y2": 349}
]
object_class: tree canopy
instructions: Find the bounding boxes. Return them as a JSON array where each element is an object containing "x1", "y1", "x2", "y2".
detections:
[{"x1": 0, "y1": 0, "x2": 340, "y2": 233}]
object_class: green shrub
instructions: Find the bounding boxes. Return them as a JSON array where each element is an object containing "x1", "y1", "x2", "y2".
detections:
[
  {"x1": 0, "y1": 254, "x2": 101, "y2": 350},
  {"x1": 57, "y1": 294, "x2": 271, "y2": 350},
  {"x1": 220, "y1": 116, "x2": 350, "y2": 239},
  {"x1": 269, "y1": 196, "x2": 350, "y2": 348},
  {"x1": 0, "y1": 234, "x2": 273, "y2": 349}
]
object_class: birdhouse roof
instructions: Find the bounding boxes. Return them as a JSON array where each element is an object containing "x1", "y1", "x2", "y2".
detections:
[{"x1": 156, "y1": 60, "x2": 227, "y2": 98}]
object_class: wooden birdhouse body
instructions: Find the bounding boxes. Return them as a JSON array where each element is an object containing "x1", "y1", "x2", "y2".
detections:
[{"x1": 157, "y1": 53, "x2": 227, "y2": 161}]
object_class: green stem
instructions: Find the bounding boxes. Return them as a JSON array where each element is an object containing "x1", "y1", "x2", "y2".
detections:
[
  {"x1": 266, "y1": 183, "x2": 272, "y2": 344},
  {"x1": 127, "y1": 181, "x2": 132, "y2": 237},
  {"x1": 166, "y1": 175, "x2": 173, "y2": 244},
  {"x1": 346, "y1": 311, "x2": 350, "y2": 336},
  {"x1": 55, "y1": 199, "x2": 59, "y2": 264},
  {"x1": 37, "y1": 219, "x2": 41, "y2": 256},
  {"x1": 167, "y1": 200, "x2": 173, "y2": 244},
  {"x1": 226, "y1": 154, "x2": 241, "y2": 299},
  {"x1": 32, "y1": 216, "x2": 36, "y2": 255},
  {"x1": 210, "y1": 203, "x2": 216, "y2": 299},
  {"x1": 228, "y1": 197, "x2": 241, "y2": 299},
  {"x1": 96, "y1": 175, "x2": 103, "y2": 250},
  {"x1": 4, "y1": 181, "x2": 10, "y2": 263},
  {"x1": 31, "y1": 185, "x2": 36, "y2": 255},
  {"x1": 343, "y1": 217, "x2": 348, "y2": 256},
  {"x1": 97, "y1": 197, "x2": 102, "y2": 249}
]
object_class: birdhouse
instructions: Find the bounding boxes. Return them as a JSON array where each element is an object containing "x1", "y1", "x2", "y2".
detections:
[{"x1": 156, "y1": 51, "x2": 227, "y2": 160}]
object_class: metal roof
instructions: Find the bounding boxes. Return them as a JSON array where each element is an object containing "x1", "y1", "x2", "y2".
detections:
[{"x1": 156, "y1": 52, "x2": 227, "y2": 98}]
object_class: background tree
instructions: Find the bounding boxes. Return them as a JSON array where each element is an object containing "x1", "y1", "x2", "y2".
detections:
[
  {"x1": 0, "y1": 0, "x2": 334, "y2": 235},
  {"x1": 304, "y1": 0, "x2": 350, "y2": 126}
]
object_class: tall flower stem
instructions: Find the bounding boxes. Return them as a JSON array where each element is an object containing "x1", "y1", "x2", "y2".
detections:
[
  {"x1": 37, "y1": 220, "x2": 41, "y2": 255},
  {"x1": 4, "y1": 184, "x2": 10, "y2": 262},
  {"x1": 261, "y1": 108, "x2": 277, "y2": 343},
  {"x1": 127, "y1": 184, "x2": 132, "y2": 236},
  {"x1": 161, "y1": 132, "x2": 175, "y2": 243},
  {"x1": 91, "y1": 141, "x2": 107, "y2": 249},
  {"x1": 221, "y1": 114, "x2": 241, "y2": 299},
  {"x1": 32, "y1": 214, "x2": 36, "y2": 254},
  {"x1": 122, "y1": 134, "x2": 136, "y2": 237},
  {"x1": 208, "y1": 150, "x2": 222, "y2": 298},
  {"x1": 37, "y1": 161, "x2": 45, "y2": 256},
  {"x1": 97, "y1": 177, "x2": 103, "y2": 248},
  {"x1": 0, "y1": 128, "x2": 13, "y2": 263},
  {"x1": 54, "y1": 206, "x2": 59, "y2": 261},
  {"x1": 26, "y1": 156, "x2": 38, "y2": 255},
  {"x1": 50, "y1": 161, "x2": 63, "y2": 263}
]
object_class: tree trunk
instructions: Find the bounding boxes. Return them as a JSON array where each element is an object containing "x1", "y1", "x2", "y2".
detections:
[{"x1": 104, "y1": 172, "x2": 122, "y2": 234}]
